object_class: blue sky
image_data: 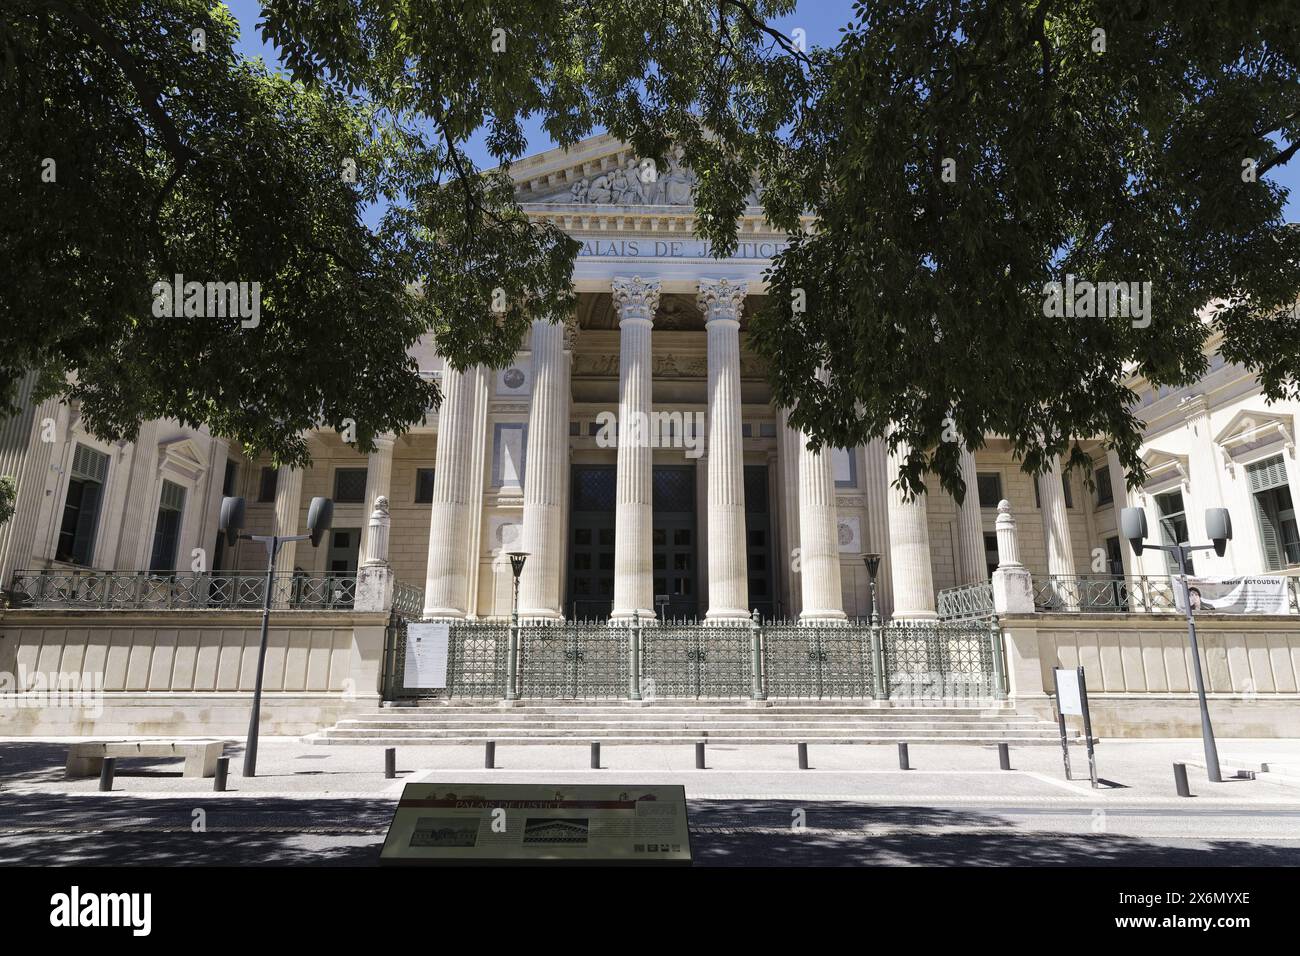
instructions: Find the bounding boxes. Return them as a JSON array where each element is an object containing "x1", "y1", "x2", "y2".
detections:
[{"x1": 222, "y1": 0, "x2": 1298, "y2": 220}]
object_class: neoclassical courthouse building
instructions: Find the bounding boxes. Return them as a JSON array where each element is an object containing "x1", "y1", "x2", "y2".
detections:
[{"x1": 2, "y1": 134, "x2": 1298, "y2": 622}]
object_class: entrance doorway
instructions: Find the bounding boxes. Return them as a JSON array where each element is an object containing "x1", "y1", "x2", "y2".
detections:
[{"x1": 652, "y1": 465, "x2": 698, "y2": 620}]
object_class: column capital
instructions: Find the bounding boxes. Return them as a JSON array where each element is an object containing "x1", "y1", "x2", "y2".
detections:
[
  {"x1": 697, "y1": 278, "x2": 748, "y2": 324},
  {"x1": 612, "y1": 276, "x2": 661, "y2": 324}
]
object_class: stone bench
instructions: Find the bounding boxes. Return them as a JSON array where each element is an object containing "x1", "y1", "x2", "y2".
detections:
[{"x1": 65, "y1": 740, "x2": 226, "y2": 779}]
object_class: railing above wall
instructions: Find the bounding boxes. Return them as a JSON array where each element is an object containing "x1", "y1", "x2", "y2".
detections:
[
  {"x1": 936, "y1": 582, "x2": 996, "y2": 621},
  {"x1": 1030, "y1": 573, "x2": 1300, "y2": 614},
  {"x1": 6, "y1": 569, "x2": 363, "y2": 611}
]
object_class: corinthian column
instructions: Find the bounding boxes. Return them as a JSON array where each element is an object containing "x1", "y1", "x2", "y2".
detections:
[
  {"x1": 699, "y1": 278, "x2": 750, "y2": 621},
  {"x1": 1038, "y1": 456, "x2": 1078, "y2": 608},
  {"x1": 423, "y1": 364, "x2": 488, "y2": 618},
  {"x1": 887, "y1": 442, "x2": 937, "y2": 620},
  {"x1": 956, "y1": 442, "x2": 988, "y2": 584},
  {"x1": 798, "y1": 387, "x2": 846, "y2": 621},
  {"x1": 271, "y1": 462, "x2": 304, "y2": 608},
  {"x1": 518, "y1": 318, "x2": 573, "y2": 620},
  {"x1": 611, "y1": 276, "x2": 660, "y2": 623}
]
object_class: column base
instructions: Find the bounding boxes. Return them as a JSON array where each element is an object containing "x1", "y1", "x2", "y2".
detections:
[
  {"x1": 421, "y1": 607, "x2": 468, "y2": 620},
  {"x1": 798, "y1": 609, "x2": 849, "y2": 625},
  {"x1": 609, "y1": 609, "x2": 657, "y2": 626},
  {"x1": 518, "y1": 608, "x2": 564, "y2": 624},
  {"x1": 890, "y1": 611, "x2": 939, "y2": 623},
  {"x1": 704, "y1": 608, "x2": 751, "y2": 623}
]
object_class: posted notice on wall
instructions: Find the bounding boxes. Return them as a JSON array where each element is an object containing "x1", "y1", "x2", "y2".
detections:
[
  {"x1": 404, "y1": 622, "x2": 450, "y2": 689},
  {"x1": 1054, "y1": 668, "x2": 1084, "y2": 716},
  {"x1": 1173, "y1": 576, "x2": 1291, "y2": 615},
  {"x1": 380, "y1": 783, "x2": 692, "y2": 865}
]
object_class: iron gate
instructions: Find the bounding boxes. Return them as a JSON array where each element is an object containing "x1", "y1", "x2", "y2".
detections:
[
  {"x1": 763, "y1": 622, "x2": 873, "y2": 699},
  {"x1": 640, "y1": 623, "x2": 752, "y2": 699},
  {"x1": 517, "y1": 622, "x2": 627, "y2": 699}
]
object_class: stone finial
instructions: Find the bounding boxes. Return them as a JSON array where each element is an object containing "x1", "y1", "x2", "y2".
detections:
[
  {"x1": 995, "y1": 499, "x2": 1023, "y2": 569},
  {"x1": 363, "y1": 495, "x2": 392, "y2": 567}
]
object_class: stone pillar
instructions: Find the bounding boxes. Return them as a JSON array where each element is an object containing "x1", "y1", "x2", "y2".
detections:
[
  {"x1": 610, "y1": 276, "x2": 660, "y2": 623},
  {"x1": 518, "y1": 318, "x2": 572, "y2": 620},
  {"x1": 1106, "y1": 449, "x2": 1136, "y2": 580},
  {"x1": 798, "y1": 411, "x2": 846, "y2": 622},
  {"x1": 861, "y1": 438, "x2": 893, "y2": 620},
  {"x1": 358, "y1": 434, "x2": 395, "y2": 566},
  {"x1": 423, "y1": 364, "x2": 488, "y2": 618},
  {"x1": 272, "y1": 462, "x2": 304, "y2": 608},
  {"x1": 955, "y1": 442, "x2": 987, "y2": 584},
  {"x1": 1181, "y1": 397, "x2": 1228, "y2": 574},
  {"x1": 699, "y1": 278, "x2": 750, "y2": 621},
  {"x1": 0, "y1": 377, "x2": 59, "y2": 584},
  {"x1": 992, "y1": 499, "x2": 1035, "y2": 614},
  {"x1": 356, "y1": 496, "x2": 395, "y2": 612},
  {"x1": 886, "y1": 442, "x2": 937, "y2": 620}
]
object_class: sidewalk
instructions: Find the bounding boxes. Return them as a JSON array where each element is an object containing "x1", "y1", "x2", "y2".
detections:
[{"x1": 2, "y1": 736, "x2": 1298, "y2": 807}]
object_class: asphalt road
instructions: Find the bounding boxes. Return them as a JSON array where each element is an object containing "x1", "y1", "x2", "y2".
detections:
[{"x1": 2, "y1": 794, "x2": 1298, "y2": 866}]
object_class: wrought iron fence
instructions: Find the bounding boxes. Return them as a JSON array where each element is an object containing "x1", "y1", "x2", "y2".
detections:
[
  {"x1": 936, "y1": 582, "x2": 996, "y2": 621},
  {"x1": 1032, "y1": 574, "x2": 1178, "y2": 613},
  {"x1": 7, "y1": 569, "x2": 359, "y2": 610},
  {"x1": 382, "y1": 617, "x2": 1004, "y2": 702},
  {"x1": 391, "y1": 580, "x2": 425, "y2": 619}
]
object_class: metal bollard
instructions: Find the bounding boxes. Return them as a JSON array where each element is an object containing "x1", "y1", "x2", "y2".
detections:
[
  {"x1": 98, "y1": 757, "x2": 116, "y2": 792},
  {"x1": 695, "y1": 741, "x2": 706, "y2": 769},
  {"x1": 1173, "y1": 761, "x2": 1192, "y2": 798},
  {"x1": 998, "y1": 742, "x2": 1011, "y2": 771},
  {"x1": 485, "y1": 741, "x2": 496, "y2": 769},
  {"x1": 797, "y1": 742, "x2": 809, "y2": 770},
  {"x1": 590, "y1": 742, "x2": 601, "y2": 769},
  {"x1": 898, "y1": 742, "x2": 911, "y2": 770},
  {"x1": 385, "y1": 747, "x2": 396, "y2": 779},
  {"x1": 214, "y1": 756, "x2": 230, "y2": 792}
]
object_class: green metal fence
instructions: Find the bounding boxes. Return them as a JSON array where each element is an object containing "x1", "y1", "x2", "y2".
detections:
[{"x1": 382, "y1": 616, "x2": 1006, "y2": 702}]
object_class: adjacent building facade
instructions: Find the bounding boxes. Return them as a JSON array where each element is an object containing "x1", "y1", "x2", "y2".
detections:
[{"x1": 3, "y1": 134, "x2": 1298, "y2": 621}]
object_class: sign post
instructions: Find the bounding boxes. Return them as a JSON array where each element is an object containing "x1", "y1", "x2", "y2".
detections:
[{"x1": 1054, "y1": 666, "x2": 1098, "y2": 788}]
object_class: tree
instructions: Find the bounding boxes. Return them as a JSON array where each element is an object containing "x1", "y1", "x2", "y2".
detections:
[
  {"x1": 753, "y1": 0, "x2": 1300, "y2": 500},
  {"x1": 1, "y1": 0, "x2": 810, "y2": 465},
  {"x1": 0, "y1": 476, "x2": 15, "y2": 528}
]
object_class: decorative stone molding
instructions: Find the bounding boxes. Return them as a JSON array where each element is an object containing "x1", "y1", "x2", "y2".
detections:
[
  {"x1": 611, "y1": 276, "x2": 661, "y2": 321},
  {"x1": 696, "y1": 278, "x2": 748, "y2": 323}
]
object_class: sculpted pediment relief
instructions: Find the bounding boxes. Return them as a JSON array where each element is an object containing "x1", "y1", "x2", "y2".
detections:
[{"x1": 523, "y1": 146, "x2": 762, "y2": 208}]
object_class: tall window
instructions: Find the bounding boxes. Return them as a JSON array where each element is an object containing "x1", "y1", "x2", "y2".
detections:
[
  {"x1": 1247, "y1": 455, "x2": 1300, "y2": 570},
  {"x1": 333, "y1": 467, "x2": 368, "y2": 503},
  {"x1": 56, "y1": 445, "x2": 109, "y2": 565},
  {"x1": 976, "y1": 472, "x2": 1002, "y2": 508},
  {"x1": 149, "y1": 480, "x2": 187, "y2": 573},
  {"x1": 1095, "y1": 465, "x2": 1114, "y2": 506},
  {"x1": 415, "y1": 467, "x2": 436, "y2": 504},
  {"x1": 257, "y1": 467, "x2": 278, "y2": 502},
  {"x1": 1155, "y1": 490, "x2": 1193, "y2": 574}
]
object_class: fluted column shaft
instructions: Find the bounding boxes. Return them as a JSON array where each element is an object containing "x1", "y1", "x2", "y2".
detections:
[
  {"x1": 798, "y1": 425, "x2": 846, "y2": 622},
  {"x1": 424, "y1": 364, "x2": 488, "y2": 618},
  {"x1": 359, "y1": 434, "x2": 395, "y2": 564},
  {"x1": 700, "y1": 278, "x2": 750, "y2": 620},
  {"x1": 956, "y1": 442, "x2": 987, "y2": 583},
  {"x1": 887, "y1": 442, "x2": 937, "y2": 620},
  {"x1": 1038, "y1": 456, "x2": 1077, "y2": 577},
  {"x1": 519, "y1": 318, "x2": 571, "y2": 619},
  {"x1": 611, "y1": 277, "x2": 660, "y2": 622},
  {"x1": 776, "y1": 409, "x2": 803, "y2": 618},
  {"x1": 272, "y1": 463, "x2": 304, "y2": 608}
]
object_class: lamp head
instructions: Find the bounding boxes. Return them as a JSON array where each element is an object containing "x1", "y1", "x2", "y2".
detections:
[
  {"x1": 1205, "y1": 507, "x2": 1232, "y2": 557},
  {"x1": 219, "y1": 497, "x2": 245, "y2": 537},
  {"x1": 1120, "y1": 507, "x2": 1148, "y2": 556},
  {"x1": 307, "y1": 497, "x2": 334, "y2": 547},
  {"x1": 507, "y1": 551, "x2": 529, "y2": 579},
  {"x1": 861, "y1": 552, "x2": 882, "y2": 578}
]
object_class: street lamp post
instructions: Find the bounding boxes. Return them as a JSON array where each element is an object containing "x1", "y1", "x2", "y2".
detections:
[
  {"x1": 219, "y1": 494, "x2": 333, "y2": 777},
  {"x1": 505, "y1": 551, "x2": 529, "y2": 701},
  {"x1": 1121, "y1": 505, "x2": 1232, "y2": 783},
  {"x1": 861, "y1": 552, "x2": 882, "y2": 625}
]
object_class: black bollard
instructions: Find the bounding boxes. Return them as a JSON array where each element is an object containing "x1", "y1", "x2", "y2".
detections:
[
  {"x1": 695, "y1": 741, "x2": 706, "y2": 769},
  {"x1": 98, "y1": 757, "x2": 116, "y2": 792},
  {"x1": 797, "y1": 742, "x2": 809, "y2": 770},
  {"x1": 590, "y1": 742, "x2": 601, "y2": 769},
  {"x1": 1173, "y1": 761, "x2": 1192, "y2": 798},
  {"x1": 214, "y1": 756, "x2": 230, "y2": 792},
  {"x1": 898, "y1": 742, "x2": 911, "y2": 770},
  {"x1": 998, "y1": 742, "x2": 1011, "y2": 771},
  {"x1": 485, "y1": 741, "x2": 496, "y2": 769},
  {"x1": 385, "y1": 747, "x2": 396, "y2": 779}
]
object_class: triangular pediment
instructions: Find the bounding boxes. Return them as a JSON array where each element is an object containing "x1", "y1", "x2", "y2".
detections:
[
  {"x1": 1141, "y1": 446, "x2": 1189, "y2": 484},
  {"x1": 1214, "y1": 407, "x2": 1296, "y2": 449}
]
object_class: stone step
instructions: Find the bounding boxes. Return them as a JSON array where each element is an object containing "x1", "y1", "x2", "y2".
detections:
[
  {"x1": 307, "y1": 734, "x2": 1062, "y2": 746},
  {"x1": 329, "y1": 720, "x2": 1048, "y2": 732},
  {"x1": 313, "y1": 727, "x2": 1060, "y2": 740}
]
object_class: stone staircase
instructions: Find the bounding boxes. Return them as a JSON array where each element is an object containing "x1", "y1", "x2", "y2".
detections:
[{"x1": 304, "y1": 700, "x2": 1065, "y2": 746}]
